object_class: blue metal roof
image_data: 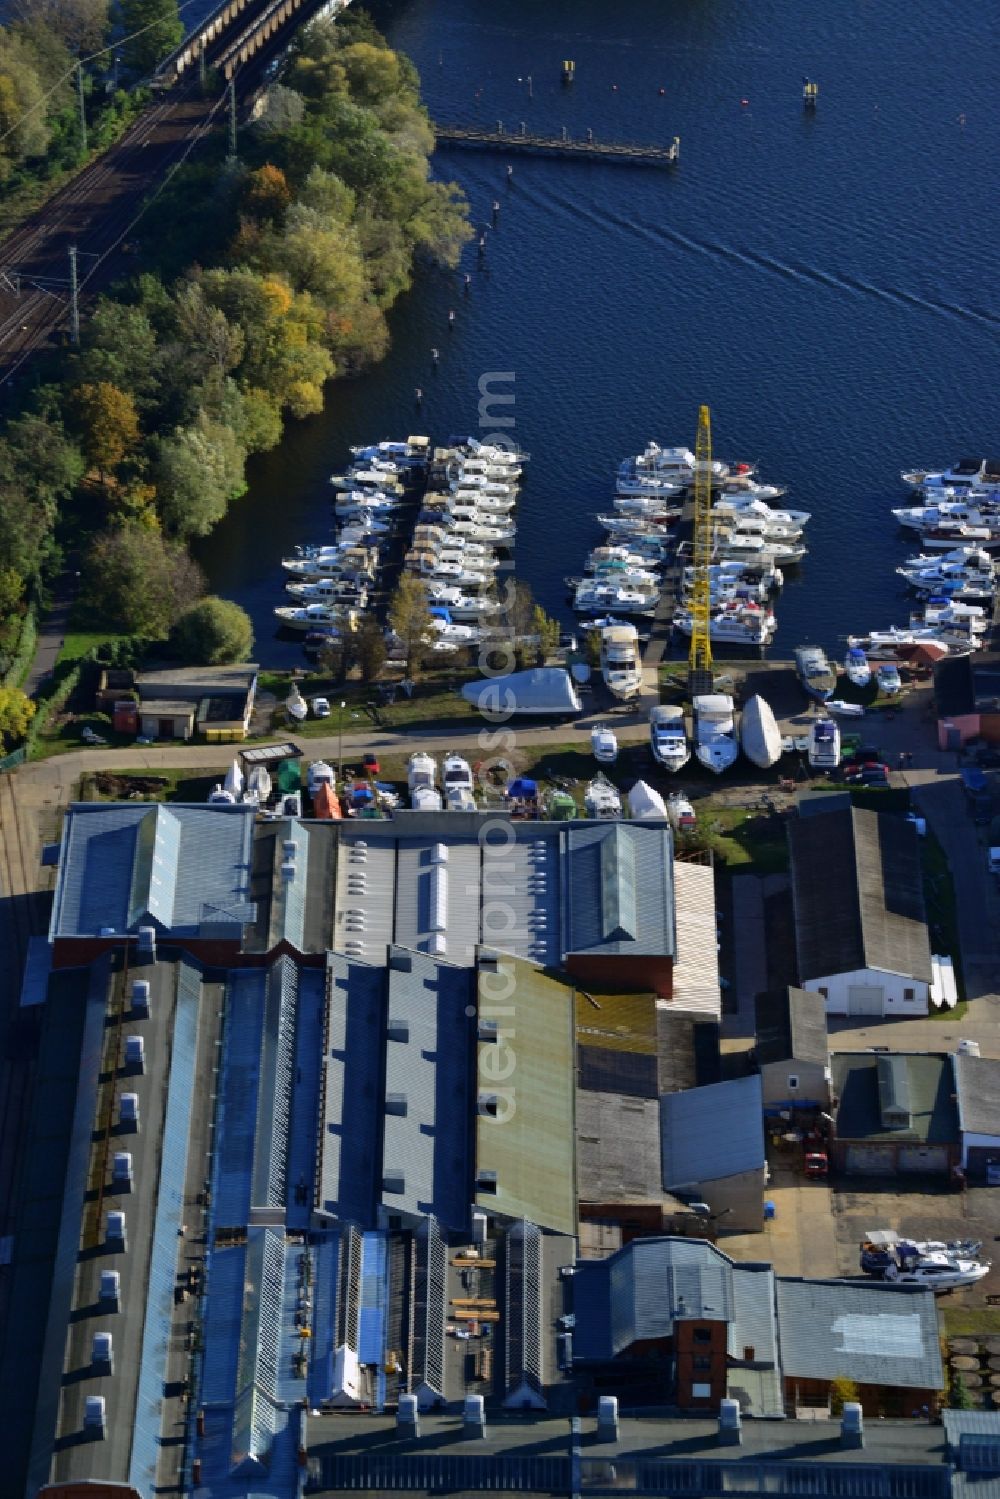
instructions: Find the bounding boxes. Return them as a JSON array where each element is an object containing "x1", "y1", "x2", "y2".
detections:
[
  {"x1": 660, "y1": 1075, "x2": 765, "y2": 1188},
  {"x1": 50, "y1": 802, "x2": 257, "y2": 939},
  {"x1": 213, "y1": 970, "x2": 266, "y2": 1227},
  {"x1": 565, "y1": 823, "x2": 675, "y2": 957},
  {"x1": 318, "y1": 955, "x2": 385, "y2": 1223}
]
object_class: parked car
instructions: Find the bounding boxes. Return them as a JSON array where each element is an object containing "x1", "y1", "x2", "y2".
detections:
[
  {"x1": 804, "y1": 1150, "x2": 829, "y2": 1179},
  {"x1": 311, "y1": 697, "x2": 331, "y2": 719}
]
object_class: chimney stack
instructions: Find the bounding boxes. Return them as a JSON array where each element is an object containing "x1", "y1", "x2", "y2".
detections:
[
  {"x1": 596, "y1": 1396, "x2": 619, "y2": 1442},
  {"x1": 397, "y1": 1393, "x2": 420, "y2": 1439},
  {"x1": 841, "y1": 1403, "x2": 864, "y2": 1450},
  {"x1": 463, "y1": 1394, "x2": 486, "y2": 1439}
]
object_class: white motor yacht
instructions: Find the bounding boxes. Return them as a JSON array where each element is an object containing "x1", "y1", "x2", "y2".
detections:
[
  {"x1": 666, "y1": 791, "x2": 697, "y2": 833},
  {"x1": 414, "y1": 558, "x2": 491, "y2": 589},
  {"x1": 919, "y1": 598, "x2": 987, "y2": 633},
  {"x1": 597, "y1": 513, "x2": 675, "y2": 538},
  {"x1": 591, "y1": 725, "x2": 619, "y2": 764},
  {"x1": 422, "y1": 586, "x2": 500, "y2": 621},
  {"x1": 673, "y1": 602, "x2": 776, "y2": 646},
  {"x1": 307, "y1": 760, "x2": 335, "y2": 795},
  {"x1": 600, "y1": 623, "x2": 643, "y2": 700},
  {"x1": 585, "y1": 772, "x2": 623, "y2": 820},
  {"x1": 693, "y1": 694, "x2": 739, "y2": 774},
  {"x1": 883, "y1": 1253, "x2": 991, "y2": 1291},
  {"x1": 442, "y1": 753, "x2": 476, "y2": 810},
  {"x1": 275, "y1": 603, "x2": 358, "y2": 632},
  {"x1": 649, "y1": 704, "x2": 690, "y2": 772},
  {"x1": 740, "y1": 695, "x2": 783, "y2": 768},
  {"x1": 901, "y1": 458, "x2": 986, "y2": 490},
  {"x1": 794, "y1": 645, "x2": 837, "y2": 702},
  {"x1": 207, "y1": 784, "x2": 236, "y2": 805},
  {"x1": 713, "y1": 495, "x2": 810, "y2": 528},
  {"x1": 713, "y1": 535, "x2": 807, "y2": 566},
  {"x1": 844, "y1": 645, "x2": 872, "y2": 687},
  {"x1": 807, "y1": 717, "x2": 840, "y2": 771},
  {"x1": 286, "y1": 578, "x2": 370, "y2": 605},
  {"x1": 407, "y1": 752, "x2": 443, "y2": 811},
  {"x1": 573, "y1": 580, "x2": 659, "y2": 615}
]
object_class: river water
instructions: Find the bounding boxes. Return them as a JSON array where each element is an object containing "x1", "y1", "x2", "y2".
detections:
[{"x1": 196, "y1": 0, "x2": 1000, "y2": 666}]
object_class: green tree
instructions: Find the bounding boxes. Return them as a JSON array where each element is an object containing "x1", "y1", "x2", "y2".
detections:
[
  {"x1": 0, "y1": 411, "x2": 83, "y2": 582},
  {"x1": 531, "y1": 604, "x2": 560, "y2": 664},
  {"x1": 171, "y1": 596, "x2": 253, "y2": 664},
  {"x1": 81, "y1": 523, "x2": 204, "y2": 636},
  {"x1": 0, "y1": 685, "x2": 35, "y2": 745},
  {"x1": 0, "y1": 566, "x2": 24, "y2": 617},
  {"x1": 0, "y1": 32, "x2": 51, "y2": 177},
  {"x1": 119, "y1": 0, "x2": 182, "y2": 74},
  {"x1": 78, "y1": 300, "x2": 161, "y2": 406},
  {"x1": 388, "y1": 573, "x2": 433, "y2": 678},
  {"x1": 72, "y1": 381, "x2": 141, "y2": 481},
  {"x1": 829, "y1": 1377, "x2": 860, "y2": 1417},
  {"x1": 153, "y1": 416, "x2": 246, "y2": 538},
  {"x1": 9, "y1": 0, "x2": 108, "y2": 55},
  {"x1": 355, "y1": 613, "x2": 387, "y2": 684},
  {"x1": 948, "y1": 1372, "x2": 974, "y2": 1411}
]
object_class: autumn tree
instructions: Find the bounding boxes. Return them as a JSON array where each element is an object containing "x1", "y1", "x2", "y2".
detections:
[
  {"x1": 72, "y1": 381, "x2": 140, "y2": 482},
  {"x1": 242, "y1": 163, "x2": 292, "y2": 225},
  {"x1": 388, "y1": 574, "x2": 434, "y2": 678},
  {"x1": 81, "y1": 524, "x2": 204, "y2": 636},
  {"x1": 9, "y1": 0, "x2": 108, "y2": 54},
  {"x1": 0, "y1": 685, "x2": 35, "y2": 746},
  {"x1": 171, "y1": 596, "x2": 253, "y2": 664}
]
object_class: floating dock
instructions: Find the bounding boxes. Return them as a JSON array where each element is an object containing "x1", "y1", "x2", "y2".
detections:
[{"x1": 434, "y1": 125, "x2": 680, "y2": 167}]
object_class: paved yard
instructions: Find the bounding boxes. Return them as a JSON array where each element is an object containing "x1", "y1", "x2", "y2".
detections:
[{"x1": 722, "y1": 1162, "x2": 840, "y2": 1278}]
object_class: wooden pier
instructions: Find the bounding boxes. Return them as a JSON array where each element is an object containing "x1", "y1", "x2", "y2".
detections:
[{"x1": 433, "y1": 124, "x2": 680, "y2": 167}]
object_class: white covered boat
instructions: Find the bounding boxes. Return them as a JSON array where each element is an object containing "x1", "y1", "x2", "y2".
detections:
[
  {"x1": 649, "y1": 704, "x2": 690, "y2": 773},
  {"x1": 740, "y1": 695, "x2": 782, "y2": 769},
  {"x1": 461, "y1": 668, "x2": 582, "y2": 718},
  {"x1": 246, "y1": 765, "x2": 272, "y2": 804},
  {"x1": 807, "y1": 717, "x2": 841, "y2": 771},
  {"x1": 407, "y1": 752, "x2": 442, "y2": 811},
  {"x1": 585, "y1": 772, "x2": 622, "y2": 820},
  {"x1": 693, "y1": 694, "x2": 739, "y2": 774},
  {"x1": 627, "y1": 779, "x2": 669, "y2": 820},
  {"x1": 286, "y1": 686, "x2": 309, "y2": 721},
  {"x1": 827, "y1": 699, "x2": 865, "y2": 718},
  {"x1": 307, "y1": 760, "x2": 335, "y2": 795}
]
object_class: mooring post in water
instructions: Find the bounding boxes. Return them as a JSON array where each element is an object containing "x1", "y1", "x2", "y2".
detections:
[
  {"x1": 562, "y1": 59, "x2": 575, "y2": 85},
  {"x1": 506, "y1": 163, "x2": 513, "y2": 183},
  {"x1": 803, "y1": 78, "x2": 819, "y2": 107}
]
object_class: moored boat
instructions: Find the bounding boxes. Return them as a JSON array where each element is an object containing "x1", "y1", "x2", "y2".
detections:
[
  {"x1": 649, "y1": 704, "x2": 690, "y2": 772},
  {"x1": 693, "y1": 694, "x2": 739, "y2": 774},
  {"x1": 585, "y1": 772, "x2": 623, "y2": 820}
]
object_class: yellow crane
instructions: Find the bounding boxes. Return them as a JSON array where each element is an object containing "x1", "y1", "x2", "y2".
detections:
[{"x1": 687, "y1": 403, "x2": 714, "y2": 693}]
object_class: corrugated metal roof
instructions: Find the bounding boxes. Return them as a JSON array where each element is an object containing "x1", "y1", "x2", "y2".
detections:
[
  {"x1": 475, "y1": 957, "x2": 577, "y2": 1236},
  {"x1": 332, "y1": 832, "x2": 396, "y2": 963},
  {"x1": 789, "y1": 806, "x2": 932, "y2": 984},
  {"x1": 381, "y1": 950, "x2": 473, "y2": 1228},
  {"x1": 670, "y1": 862, "x2": 722, "y2": 1019},
  {"x1": 565, "y1": 823, "x2": 675, "y2": 957},
  {"x1": 660, "y1": 1075, "x2": 765, "y2": 1187},
  {"x1": 776, "y1": 1277, "x2": 944, "y2": 1391},
  {"x1": 954, "y1": 1053, "x2": 1000, "y2": 1136},
  {"x1": 318, "y1": 955, "x2": 384, "y2": 1223},
  {"x1": 604, "y1": 1238, "x2": 735, "y2": 1355},
  {"x1": 754, "y1": 986, "x2": 828, "y2": 1067},
  {"x1": 50, "y1": 802, "x2": 256, "y2": 939},
  {"x1": 395, "y1": 837, "x2": 482, "y2": 963},
  {"x1": 214, "y1": 969, "x2": 265, "y2": 1227},
  {"x1": 486, "y1": 834, "x2": 560, "y2": 966},
  {"x1": 200, "y1": 1242, "x2": 247, "y2": 1406},
  {"x1": 728, "y1": 1264, "x2": 783, "y2": 1418}
]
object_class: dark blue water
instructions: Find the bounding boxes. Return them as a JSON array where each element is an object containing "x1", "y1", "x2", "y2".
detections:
[{"x1": 197, "y1": 0, "x2": 1000, "y2": 665}]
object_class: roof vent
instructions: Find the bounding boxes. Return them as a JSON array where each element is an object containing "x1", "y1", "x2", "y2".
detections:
[
  {"x1": 389, "y1": 949, "x2": 413, "y2": 972},
  {"x1": 385, "y1": 1093, "x2": 408, "y2": 1116},
  {"x1": 137, "y1": 925, "x2": 156, "y2": 955},
  {"x1": 479, "y1": 1020, "x2": 499, "y2": 1043},
  {"x1": 383, "y1": 1169, "x2": 405, "y2": 1194},
  {"x1": 131, "y1": 979, "x2": 150, "y2": 1013},
  {"x1": 476, "y1": 1170, "x2": 498, "y2": 1194},
  {"x1": 281, "y1": 859, "x2": 296, "y2": 882},
  {"x1": 387, "y1": 1017, "x2": 409, "y2": 1042},
  {"x1": 428, "y1": 932, "x2": 447, "y2": 956},
  {"x1": 282, "y1": 840, "x2": 297, "y2": 859},
  {"x1": 877, "y1": 1054, "x2": 912, "y2": 1130},
  {"x1": 431, "y1": 843, "x2": 449, "y2": 865}
]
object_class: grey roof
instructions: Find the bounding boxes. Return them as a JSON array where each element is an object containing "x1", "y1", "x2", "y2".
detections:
[
  {"x1": 138, "y1": 698, "x2": 197, "y2": 717},
  {"x1": 670, "y1": 861, "x2": 722, "y2": 1019},
  {"x1": 565, "y1": 822, "x2": 675, "y2": 958},
  {"x1": 776, "y1": 1277, "x2": 944, "y2": 1391},
  {"x1": 380, "y1": 949, "x2": 474, "y2": 1228},
  {"x1": 954, "y1": 1053, "x2": 1000, "y2": 1137},
  {"x1": 832, "y1": 1052, "x2": 959, "y2": 1144},
  {"x1": 789, "y1": 806, "x2": 932, "y2": 984},
  {"x1": 576, "y1": 1092, "x2": 663, "y2": 1204},
  {"x1": 136, "y1": 663, "x2": 258, "y2": 702},
  {"x1": 50, "y1": 803, "x2": 257, "y2": 939},
  {"x1": 659, "y1": 1075, "x2": 765, "y2": 1188},
  {"x1": 754, "y1": 986, "x2": 828, "y2": 1067},
  {"x1": 574, "y1": 1237, "x2": 736, "y2": 1361}
]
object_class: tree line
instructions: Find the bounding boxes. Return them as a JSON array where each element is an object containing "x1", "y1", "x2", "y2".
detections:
[{"x1": 0, "y1": 11, "x2": 471, "y2": 658}]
